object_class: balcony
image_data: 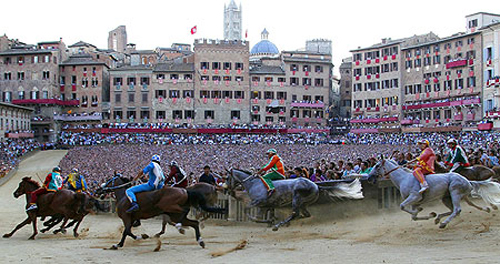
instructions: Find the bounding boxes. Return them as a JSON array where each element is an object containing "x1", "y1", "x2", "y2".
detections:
[
  {"x1": 350, "y1": 128, "x2": 378, "y2": 133},
  {"x1": 290, "y1": 102, "x2": 324, "y2": 108},
  {"x1": 453, "y1": 113, "x2": 463, "y2": 121},
  {"x1": 54, "y1": 113, "x2": 102, "y2": 121},
  {"x1": 12, "y1": 99, "x2": 80, "y2": 106},
  {"x1": 349, "y1": 117, "x2": 398, "y2": 124},
  {"x1": 445, "y1": 59, "x2": 469, "y2": 69},
  {"x1": 401, "y1": 119, "x2": 420, "y2": 125},
  {"x1": 478, "y1": 123, "x2": 493, "y2": 131},
  {"x1": 5, "y1": 132, "x2": 34, "y2": 139},
  {"x1": 353, "y1": 108, "x2": 363, "y2": 114}
]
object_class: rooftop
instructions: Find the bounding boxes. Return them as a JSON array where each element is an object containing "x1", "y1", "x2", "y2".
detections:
[
  {"x1": 249, "y1": 65, "x2": 285, "y2": 75},
  {"x1": 68, "y1": 41, "x2": 97, "y2": 49},
  {"x1": 60, "y1": 54, "x2": 108, "y2": 67},
  {"x1": 154, "y1": 62, "x2": 194, "y2": 72}
]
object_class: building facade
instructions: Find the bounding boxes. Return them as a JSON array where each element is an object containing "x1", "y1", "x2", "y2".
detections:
[
  {"x1": 339, "y1": 57, "x2": 352, "y2": 118},
  {"x1": 108, "y1": 26, "x2": 127, "y2": 53},
  {"x1": 0, "y1": 102, "x2": 33, "y2": 141},
  {"x1": 481, "y1": 21, "x2": 500, "y2": 129}
]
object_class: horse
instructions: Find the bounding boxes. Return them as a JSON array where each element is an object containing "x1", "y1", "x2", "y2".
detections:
[
  {"x1": 367, "y1": 158, "x2": 500, "y2": 228},
  {"x1": 96, "y1": 176, "x2": 225, "y2": 249},
  {"x1": 434, "y1": 161, "x2": 498, "y2": 181},
  {"x1": 154, "y1": 182, "x2": 220, "y2": 238},
  {"x1": 3, "y1": 177, "x2": 87, "y2": 240},
  {"x1": 228, "y1": 169, "x2": 363, "y2": 231}
]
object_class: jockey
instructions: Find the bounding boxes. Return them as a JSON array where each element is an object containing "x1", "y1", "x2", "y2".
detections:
[
  {"x1": 125, "y1": 154, "x2": 165, "y2": 213},
  {"x1": 63, "y1": 168, "x2": 88, "y2": 193},
  {"x1": 26, "y1": 166, "x2": 64, "y2": 211},
  {"x1": 444, "y1": 138, "x2": 470, "y2": 172},
  {"x1": 257, "y1": 148, "x2": 286, "y2": 197},
  {"x1": 168, "y1": 161, "x2": 188, "y2": 188},
  {"x1": 408, "y1": 139, "x2": 436, "y2": 193}
]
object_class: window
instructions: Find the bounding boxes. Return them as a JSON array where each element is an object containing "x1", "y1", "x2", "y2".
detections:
[
  {"x1": 265, "y1": 77, "x2": 273, "y2": 83},
  {"x1": 223, "y1": 76, "x2": 231, "y2": 81},
  {"x1": 115, "y1": 93, "x2": 121, "y2": 103},
  {"x1": 467, "y1": 77, "x2": 476, "y2": 87},
  {"x1": 155, "y1": 90, "x2": 167, "y2": 98},
  {"x1": 277, "y1": 92, "x2": 287, "y2": 100},
  {"x1": 353, "y1": 53, "x2": 362, "y2": 61},
  {"x1": 113, "y1": 77, "x2": 123, "y2": 86},
  {"x1": 455, "y1": 79, "x2": 464, "y2": 89},
  {"x1": 128, "y1": 93, "x2": 134, "y2": 103},
  {"x1": 169, "y1": 90, "x2": 179, "y2": 98},
  {"x1": 156, "y1": 111, "x2": 166, "y2": 119},
  {"x1": 353, "y1": 83, "x2": 362, "y2": 92},
  {"x1": 290, "y1": 78, "x2": 299, "y2": 85},
  {"x1": 315, "y1": 65, "x2": 323, "y2": 73},
  {"x1": 303, "y1": 65, "x2": 310, "y2": 72},
  {"x1": 212, "y1": 62, "x2": 221, "y2": 70},
  {"x1": 4, "y1": 72, "x2": 11, "y2": 80},
  {"x1": 231, "y1": 111, "x2": 240, "y2": 120},
  {"x1": 113, "y1": 110, "x2": 122, "y2": 120},
  {"x1": 184, "y1": 74, "x2": 192, "y2": 80},
  {"x1": 157, "y1": 74, "x2": 165, "y2": 80},
  {"x1": 223, "y1": 62, "x2": 232, "y2": 70},
  {"x1": 42, "y1": 91, "x2": 49, "y2": 99},
  {"x1": 302, "y1": 110, "x2": 311, "y2": 118},
  {"x1": 31, "y1": 91, "x2": 39, "y2": 99},
  {"x1": 33, "y1": 56, "x2": 38, "y2": 63},
  {"x1": 204, "y1": 110, "x2": 214, "y2": 119},
  {"x1": 251, "y1": 76, "x2": 260, "y2": 82},
  {"x1": 140, "y1": 111, "x2": 150, "y2": 119},
  {"x1": 315, "y1": 95, "x2": 324, "y2": 102},
  {"x1": 314, "y1": 79, "x2": 324, "y2": 87},
  {"x1": 303, "y1": 95, "x2": 312, "y2": 101},
  {"x1": 264, "y1": 92, "x2": 274, "y2": 99},
  {"x1": 142, "y1": 93, "x2": 148, "y2": 103},
  {"x1": 235, "y1": 76, "x2": 244, "y2": 82},
  {"x1": 177, "y1": 90, "x2": 191, "y2": 99},
  {"x1": 44, "y1": 55, "x2": 50, "y2": 63},
  {"x1": 469, "y1": 19, "x2": 478, "y2": 29},
  {"x1": 235, "y1": 62, "x2": 244, "y2": 70},
  {"x1": 211, "y1": 91, "x2": 221, "y2": 98},
  {"x1": 141, "y1": 77, "x2": 150, "y2": 85},
  {"x1": 127, "y1": 77, "x2": 136, "y2": 85},
  {"x1": 290, "y1": 64, "x2": 298, "y2": 71},
  {"x1": 212, "y1": 76, "x2": 221, "y2": 81},
  {"x1": 466, "y1": 50, "x2": 476, "y2": 60},
  {"x1": 185, "y1": 110, "x2": 194, "y2": 119},
  {"x1": 172, "y1": 110, "x2": 183, "y2": 119},
  {"x1": 223, "y1": 91, "x2": 233, "y2": 99},
  {"x1": 234, "y1": 91, "x2": 244, "y2": 99},
  {"x1": 127, "y1": 110, "x2": 136, "y2": 119},
  {"x1": 17, "y1": 72, "x2": 25, "y2": 80},
  {"x1": 18, "y1": 91, "x2": 25, "y2": 100},
  {"x1": 200, "y1": 90, "x2": 210, "y2": 98},
  {"x1": 414, "y1": 59, "x2": 421, "y2": 68},
  {"x1": 170, "y1": 74, "x2": 179, "y2": 80},
  {"x1": 292, "y1": 94, "x2": 297, "y2": 101}
]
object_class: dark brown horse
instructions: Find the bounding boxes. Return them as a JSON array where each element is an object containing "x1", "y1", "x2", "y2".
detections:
[
  {"x1": 434, "y1": 161, "x2": 498, "y2": 181},
  {"x1": 97, "y1": 176, "x2": 225, "y2": 249},
  {"x1": 3, "y1": 177, "x2": 87, "y2": 240}
]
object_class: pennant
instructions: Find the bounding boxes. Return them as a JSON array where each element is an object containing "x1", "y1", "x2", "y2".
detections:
[
  {"x1": 186, "y1": 97, "x2": 191, "y2": 103},
  {"x1": 191, "y1": 25, "x2": 197, "y2": 35},
  {"x1": 245, "y1": 29, "x2": 248, "y2": 39},
  {"x1": 172, "y1": 98, "x2": 177, "y2": 104},
  {"x1": 225, "y1": 97, "x2": 230, "y2": 104},
  {"x1": 203, "y1": 97, "x2": 208, "y2": 104}
]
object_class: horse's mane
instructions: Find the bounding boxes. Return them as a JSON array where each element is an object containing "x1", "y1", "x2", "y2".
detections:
[
  {"x1": 234, "y1": 168, "x2": 252, "y2": 175},
  {"x1": 22, "y1": 177, "x2": 41, "y2": 188},
  {"x1": 385, "y1": 159, "x2": 412, "y2": 173},
  {"x1": 119, "y1": 176, "x2": 131, "y2": 183}
]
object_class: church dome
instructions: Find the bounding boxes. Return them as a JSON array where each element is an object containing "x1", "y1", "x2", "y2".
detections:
[{"x1": 251, "y1": 29, "x2": 279, "y2": 55}]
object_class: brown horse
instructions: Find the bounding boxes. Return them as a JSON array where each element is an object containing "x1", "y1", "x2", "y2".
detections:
[
  {"x1": 434, "y1": 161, "x2": 498, "y2": 181},
  {"x1": 154, "y1": 182, "x2": 222, "y2": 238},
  {"x1": 97, "y1": 176, "x2": 225, "y2": 249},
  {"x1": 3, "y1": 177, "x2": 87, "y2": 240}
]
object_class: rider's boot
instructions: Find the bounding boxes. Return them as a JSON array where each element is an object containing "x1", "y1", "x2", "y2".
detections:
[
  {"x1": 126, "y1": 202, "x2": 139, "y2": 213},
  {"x1": 26, "y1": 203, "x2": 38, "y2": 212},
  {"x1": 419, "y1": 181, "x2": 429, "y2": 193}
]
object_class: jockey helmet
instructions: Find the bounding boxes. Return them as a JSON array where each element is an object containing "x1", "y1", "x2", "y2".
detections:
[
  {"x1": 72, "y1": 168, "x2": 79, "y2": 173},
  {"x1": 53, "y1": 166, "x2": 61, "y2": 173},
  {"x1": 151, "y1": 154, "x2": 161, "y2": 163},
  {"x1": 447, "y1": 138, "x2": 458, "y2": 145},
  {"x1": 417, "y1": 139, "x2": 430, "y2": 146},
  {"x1": 170, "y1": 160, "x2": 178, "y2": 166},
  {"x1": 266, "y1": 148, "x2": 277, "y2": 154}
]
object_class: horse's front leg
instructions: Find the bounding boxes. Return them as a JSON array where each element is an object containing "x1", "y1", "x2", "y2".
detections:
[
  {"x1": 28, "y1": 213, "x2": 38, "y2": 240},
  {"x1": 54, "y1": 217, "x2": 70, "y2": 234},
  {"x1": 72, "y1": 218, "x2": 84, "y2": 238},
  {"x1": 181, "y1": 217, "x2": 204, "y2": 248},
  {"x1": 154, "y1": 215, "x2": 168, "y2": 238},
  {"x1": 399, "y1": 194, "x2": 422, "y2": 218},
  {"x1": 3, "y1": 217, "x2": 32, "y2": 238},
  {"x1": 273, "y1": 194, "x2": 302, "y2": 231},
  {"x1": 410, "y1": 205, "x2": 437, "y2": 221}
]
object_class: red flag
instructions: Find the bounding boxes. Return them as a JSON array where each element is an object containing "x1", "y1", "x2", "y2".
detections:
[
  {"x1": 191, "y1": 26, "x2": 197, "y2": 35},
  {"x1": 245, "y1": 29, "x2": 248, "y2": 39}
]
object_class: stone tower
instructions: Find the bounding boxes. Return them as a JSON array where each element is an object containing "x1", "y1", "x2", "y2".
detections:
[
  {"x1": 223, "y1": 0, "x2": 242, "y2": 40},
  {"x1": 108, "y1": 25, "x2": 127, "y2": 52}
]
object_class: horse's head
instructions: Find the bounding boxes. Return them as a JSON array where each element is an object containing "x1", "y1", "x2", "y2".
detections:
[
  {"x1": 14, "y1": 177, "x2": 40, "y2": 198},
  {"x1": 225, "y1": 168, "x2": 254, "y2": 196},
  {"x1": 95, "y1": 175, "x2": 131, "y2": 196},
  {"x1": 368, "y1": 156, "x2": 399, "y2": 184}
]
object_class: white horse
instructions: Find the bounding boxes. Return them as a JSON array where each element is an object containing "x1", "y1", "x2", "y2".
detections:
[{"x1": 367, "y1": 158, "x2": 500, "y2": 228}]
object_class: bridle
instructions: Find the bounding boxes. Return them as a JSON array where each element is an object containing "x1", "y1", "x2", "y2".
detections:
[
  {"x1": 378, "y1": 160, "x2": 401, "y2": 179},
  {"x1": 100, "y1": 176, "x2": 133, "y2": 192}
]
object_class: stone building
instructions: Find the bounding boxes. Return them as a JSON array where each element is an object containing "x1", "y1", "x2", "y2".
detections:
[
  {"x1": 223, "y1": 0, "x2": 242, "y2": 40},
  {"x1": 193, "y1": 39, "x2": 250, "y2": 124},
  {"x1": 400, "y1": 32, "x2": 482, "y2": 133},
  {"x1": 349, "y1": 33, "x2": 439, "y2": 133},
  {"x1": 108, "y1": 26, "x2": 127, "y2": 53},
  {"x1": 0, "y1": 102, "x2": 33, "y2": 141},
  {"x1": 339, "y1": 57, "x2": 352, "y2": 118}
]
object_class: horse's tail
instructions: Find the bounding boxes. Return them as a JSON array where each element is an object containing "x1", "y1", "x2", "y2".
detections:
[
  {"x1": 318, "y1": 179, "x2": 364, "y2": 201},
  {"x1": 470, "y1": 179, "x2": 500, "y2": 205},
  {"x1": 187, "y1": 190, "x2": 226, "y2": 214}
]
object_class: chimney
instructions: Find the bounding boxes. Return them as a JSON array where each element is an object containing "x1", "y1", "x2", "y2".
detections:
[{"x1": 381, "y1": 38, "x2": 387, "y2": 44}]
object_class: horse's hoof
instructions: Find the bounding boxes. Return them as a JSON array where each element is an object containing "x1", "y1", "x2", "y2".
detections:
[
  {"x1": 74, "y1": 232, "x2": 79, "y2": 238},
  {"x1": 154, "y1": 233, "x2": 162, "y2": 238},
  {"x1": 53, "y1": 230, "x2": 59, "y2": 235},
  {"x1": 110, "y1": 245, "x2": 118, "y2": 250},
  {"x1": 492, "y1": 204, "x2": 498, "y2": 210},
  {"x1": 434, "y1": 218, "x2": 440, "y2": 225},
  {"x1": 40, "y1": 229, "x2": 46, "y2": 234},
  {"x1": 28, "y1": 236, "x2": 36, "y2": 240},
  {"x1": 141, "y1": 234, "x2": 149, "y2": 239},
  {"x1": 178, "y1": 228, "x2": 185, "y2": 235},
  {"x1": 61, "y1": 229, "x2": 66, "y2": 234},
  {"x1": 199, "y1": 241, "x2": 205, "y2": 248},
  {"x1": 439, "y1": 223, "x2": 447, "y2": 229},
  {"x1": 3, "y1": 234, "x2": 11, "y2": 238},
  {"x1": 429, "y1": 212, "x2": 437, "y2": 218},
  {"x1": 272, "y1": 226, "x2": 279, "y2": 232}
]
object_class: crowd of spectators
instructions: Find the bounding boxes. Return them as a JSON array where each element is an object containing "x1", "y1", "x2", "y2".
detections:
[{"x1": 0, "y1": 139, "x2": 41, "y2": 178}]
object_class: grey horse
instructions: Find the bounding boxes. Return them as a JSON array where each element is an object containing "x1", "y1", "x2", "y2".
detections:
[
  {"x1": 228, "y1": 169, "x2": 363, "y2": 231},
  {"x1": 367, "y1": 158, "x2": 500, "y2": 228}
]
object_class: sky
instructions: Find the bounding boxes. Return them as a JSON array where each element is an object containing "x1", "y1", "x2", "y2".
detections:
[{"x1": 2, "y1": 0, "x2": 500, "y2": 76}]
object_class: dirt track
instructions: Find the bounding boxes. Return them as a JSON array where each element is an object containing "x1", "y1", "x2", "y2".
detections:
[{"x1": 1, "y1": 150, "x2": 500, "y2": 264}]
